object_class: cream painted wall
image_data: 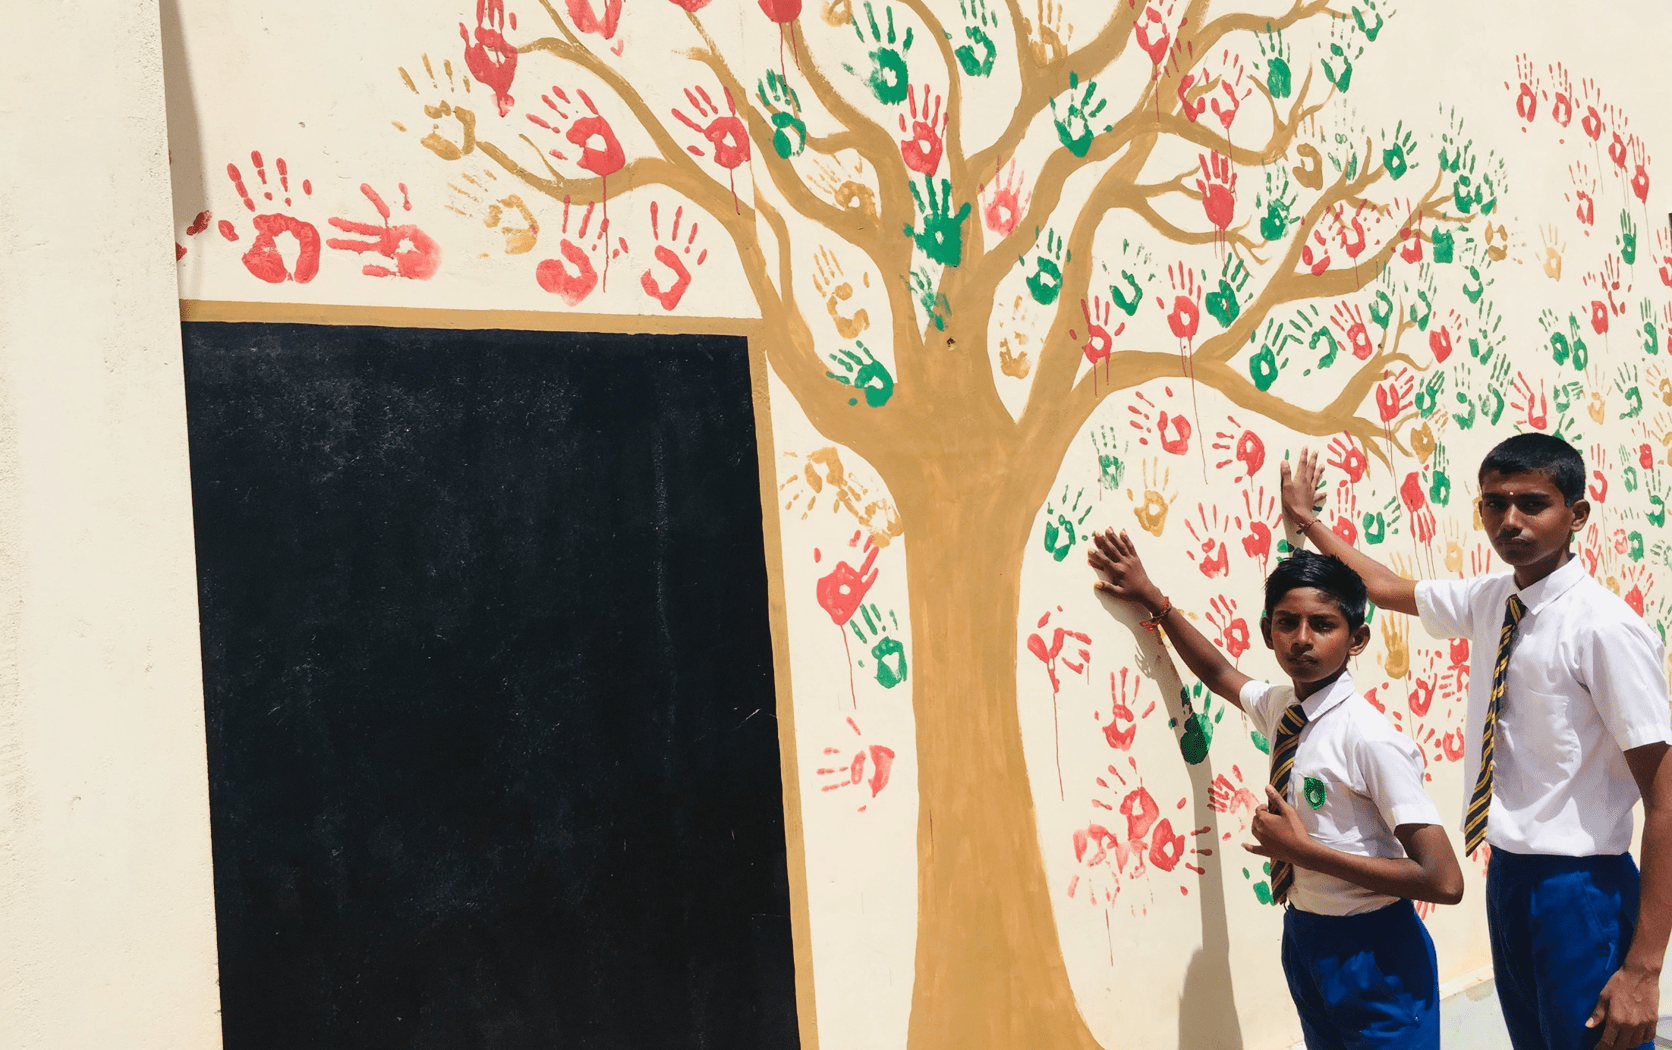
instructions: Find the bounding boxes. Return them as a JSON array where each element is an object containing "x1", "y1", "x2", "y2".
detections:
[{"x1": 0, "y1": 2, "x2": 223, "y2": 1048}]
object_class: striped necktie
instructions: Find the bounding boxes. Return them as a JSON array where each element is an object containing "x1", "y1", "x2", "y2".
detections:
[
  {"x1": 1464, "y1": 594, "x2": 1527, "y2": 856},
  {"x1": 1267, "y1": 702, "x2": 1310, "y2": 906}
]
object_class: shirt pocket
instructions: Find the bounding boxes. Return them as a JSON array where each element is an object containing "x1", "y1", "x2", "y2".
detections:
[
  {"x1": 1297, "y1": 774, "x2": 1378, "y2": 852},
  {"x1": 1497, "y1": 688, "x2": 1582, "y2": 792}
]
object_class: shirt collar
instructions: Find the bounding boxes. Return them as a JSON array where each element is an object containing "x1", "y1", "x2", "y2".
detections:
[
  {"x1": 1298, "y1": 669, "x2": 1356, "y2": 722},
  {"x1": 1513, "y1": 553, "x2": 1588, "y2": 615}
]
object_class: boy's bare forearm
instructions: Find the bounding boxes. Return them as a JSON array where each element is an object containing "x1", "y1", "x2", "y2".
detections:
[
  {"x1": 1293, "y1": 826, "x2": 1463, "y2": 905},
  {"x1": 1152, "y1": 607, "x2": 1253, "y2": 708},
  {"x1": 1280, "y1": 451, "x2": 1420, "y2": 615},
  {"x1": 1623, "y1": 745, "x2": 1672, "y2": 976}
]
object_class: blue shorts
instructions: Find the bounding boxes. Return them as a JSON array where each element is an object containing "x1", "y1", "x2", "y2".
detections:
[
  {"x1": 1281, "y1": 899, "x2": 1440, "y2": 1050},
  {"x1": 1486, "y1": 848, "x2": 1652, "y2": 1050}
]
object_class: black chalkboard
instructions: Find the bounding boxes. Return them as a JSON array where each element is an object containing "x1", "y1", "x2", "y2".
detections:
[{"x1": 182, "y1": 322, "x2": 798, "y2": 1050}]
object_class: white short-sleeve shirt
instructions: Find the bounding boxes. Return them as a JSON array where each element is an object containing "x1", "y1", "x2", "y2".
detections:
[
  {"x1": 1240, "y1": 671, "x2": 1442, "y2": 916},
  {"x1": 1414, "y1": 555, "x2": 1672, "y2": 856}
]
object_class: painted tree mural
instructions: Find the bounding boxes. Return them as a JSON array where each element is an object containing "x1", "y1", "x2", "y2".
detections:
[{"x1": 390, "y1": 0, "x2": 1664, "y2": 1046}]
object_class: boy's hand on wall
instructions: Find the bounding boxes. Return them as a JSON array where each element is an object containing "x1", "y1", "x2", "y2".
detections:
[
  {"x1": 1280, "y1": 447, "x2": 1327, "y2": 526},
  {"x1": 1088, "y1": 528, "x2": 1164, "y2": 613}
]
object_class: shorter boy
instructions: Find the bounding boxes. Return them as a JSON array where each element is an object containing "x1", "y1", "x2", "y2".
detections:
[{"x1": 1089, "y1": 533, "x2": 1463, "y2": 1050}]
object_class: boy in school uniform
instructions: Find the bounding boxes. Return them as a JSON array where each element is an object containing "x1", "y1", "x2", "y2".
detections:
[
  {"x1": 1089, "y1": 535, "x2": 1464, "y2": 1050},
  {"x1": 1281, "y1": 432, "x2": 1672, "y2": 1050}
]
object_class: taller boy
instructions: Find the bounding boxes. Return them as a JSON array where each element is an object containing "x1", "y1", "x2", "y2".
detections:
[{"x1": 1284, "y1": 433, "x2": 1672, "y2": 1050}]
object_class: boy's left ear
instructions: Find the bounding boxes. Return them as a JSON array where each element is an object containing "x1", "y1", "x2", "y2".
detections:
[
  {"x1": 1348, "y1": 623, "x2": 1372, "y2": 656},
  {"x1": 1569, "y1": 497, "x2": 1591, "y2": 534}
]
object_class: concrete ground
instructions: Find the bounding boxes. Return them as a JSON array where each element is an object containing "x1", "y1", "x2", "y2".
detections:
[{"x1": 1283, "y1": 965, "x2": 1672, "y2": 1049}]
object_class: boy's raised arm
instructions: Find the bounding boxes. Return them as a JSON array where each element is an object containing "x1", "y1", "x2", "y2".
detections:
[
  {"x1": 1088, "y1": 528, "x2": 1254, "y2": 708},
  {"x1": 1281, "y1": 449, "x2": 1420, "y2": 617}
]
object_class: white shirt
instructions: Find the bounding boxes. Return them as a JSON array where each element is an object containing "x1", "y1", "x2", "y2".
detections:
[
  {"x1": 1415, "y1": 556, "x2": 1672, "y2": 856},
  {"x1": 1241, "y1": 671, "x2": 1442, "y2": 916}
]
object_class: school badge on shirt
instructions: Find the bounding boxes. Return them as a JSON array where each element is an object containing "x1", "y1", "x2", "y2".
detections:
[{"x1": 1304, "y1": 776, "x2": 1327, "y2": 810}]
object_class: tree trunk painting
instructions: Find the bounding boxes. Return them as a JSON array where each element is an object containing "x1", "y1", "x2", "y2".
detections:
[{"x1": 170, "y1": 0, "x2": 1672, "y2": 1045}]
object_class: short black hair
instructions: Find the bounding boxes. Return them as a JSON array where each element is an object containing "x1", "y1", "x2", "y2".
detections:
[
  {"x1": 1264, "y1": 550, "x2": 1369, "y2": 629},
  {"x1": 1478, "y1": 433, "x2": 1586, "y2": 504}
]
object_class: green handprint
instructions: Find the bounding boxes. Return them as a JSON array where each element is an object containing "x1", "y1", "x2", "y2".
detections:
[
  {"x1": 1369, "y1": 289, "x2": 1395, "y2": 330},
  {"x1": 1453, "y1": 390, "x2": 1478, "y2": 429},
  {"x1": 1173, "y1": 681, "x2": 1225, "y2": 765},
  {"x1": 850, "y1": 603, "x2": 908, "y2": 689},
  {"x1": 1627, "y1": 530, "x2": 1645, "y2": 562},
  {"x1": 1415, "y1": 372, "x2": 1446, "y2": 418},
  {"x1": 1309, "y1": 324, "x2": 1341, "y2": 374},
  {"x1": 1643, "y1": 298, "x2": 1660, "y2": 357},
  {"x1": 1361, "y1": 496, "x2": 1401, "y2": 545},
  {"x1": 1205, "y1": 256, "x2": 1252, "y2": 328},
  {"x1": 1023, "y1": 228, "x2": 1070, "y2": 304},
  {"x1": 1651, "y1": 475, "x2": 1667, "y2": 528},
  {"x1": 1256, "y1": 166, "x2": 1298, "y2": 241},
  {"x1": 1540, "y1": 307, "x2": 1571, "y2": 365},
  {"x1": 756, "y1": 70, "x2": 807, "y2": 159},
  {"x1": 1552, "y1": 380, "x2": 1581, "y2": 416},
  {"x1": 1431, "y1": 227, "x2": 1456, "y2": 264},
  {"x1": 905, "y1": 176, "x2": 972, "y2": 266},
  {"x1": 1246, "y1": 861, "x2": 1275, "y2": 905},
  {"x1": 1428, "y1": 438, "x2": 1452, "y2": 503},
  {"x1": 1437, "y1": 111, "x2": 1470, "y2": 174},
  {"x1": 1353, "y1": 0, "x2": 1389, "y2": 42},
  {"x1": 1462, "y1": 264, "x2": 1489, "y2": 306},
  {"x1": 1469, "y1": 303, "x2": 1503, "y2": 363},
  {"x1": 1620, "y1": 209, "x2": 1639, "y2": 266},
  {"x1": 1322, "y1": 19, "x2": 1362, "y2": 93},
  {"x1": 827, "y1": 340, "x2": 896, "y2": 407},
  {"x1": 1568, "y1": 313, "x2": 1590, "y2": 371},
  {"x1": 910, "y1": 267, "x2": 951, "y2": 330},
  {"x1": 1410, "y1": 288, "x2": 1434, "y2": 331},
  {"x1": 1481, "y1": 356, "x2": 1510, "y2": 425},
  {"x1": 1091, "y1": 427, "x2": 1126, "y2": 491},
  {"x1": 1382, "y1": 120, "x2": 1418, "y2": 181},
  {"x1": 1617, "y1": 364, "x2": 1644, "y2": 419},
  {"x1": 1108, "y1": 239, "x2": 1153, "y2": 316},
  {"x1": 954, "y1": 0, "x2": 998, "y2": 77},
  {"x1": 1257, "y1": 24, "x2": 1292, "y2": 99},
  {"x1": 1249, "y1": 319, "x2": 1295, "y2": 392},
  {"x1": 1043, "y1": 485, "x2": 1093, "y2": 562},
  {"x1": 850, "y1": 1, "x2": 914, "y2": 104},
  {"x1": 1326, "y1": 130, "x2": 1361, "y2": 179},
  {"x1": 1051, "y1": 72, "x2": 1109, "y2": 158}
]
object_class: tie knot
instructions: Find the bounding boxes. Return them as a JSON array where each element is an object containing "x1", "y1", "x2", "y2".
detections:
[
  {"x1": 1506, "y1": 593, "x2": 1527, "y2": 624},
  {"x1": 1279, "y1": 702, "x2": 1309, "y2": 735}
]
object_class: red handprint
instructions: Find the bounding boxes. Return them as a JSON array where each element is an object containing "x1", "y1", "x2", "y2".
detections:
[
  {"x1": 1399, "y1": 209, "x2": 1425, "y2": 264},
  {"x1": 1241, "y1": 486, "x2": 1278, "y2": 566},
  {"x1": 1211, "y1": 417, "x2": 1265, "y2": 480},
  {"x1": 1376, "y1": 370, "x2": 1414, "y2": 424},
  {"x1": 1331, "y1": 301, "x2": 1375, "y2": 360},
  {"x1": 326, "y1": 183, "x2": 441, "y2": 280},
  {"x1": 1027, "y1": 616, "x2": 1093, "y2": 692},
  {"x1": 460, "y1": 0, "x2": 518, "y2": 117},
  {"x1": 1548, "y1": 61, "x2": 1574, "y2": 128},
  {"x1": 1210, "y1": 766, "x2": 1261, "y2": 824},
  {"x1": 1327, "y1": 433, "x2": 1369, "y2": 483},
  {"x1": 566, "y1": 0, "x2": 624, "y2": 37},
  {"x1": 1510, "y1": 372, "x2": 1549, "y2": 430},
  {"x1": 1631, "y1": 137, "x2": 1652, "y2": 204},
  {"x1": 1133, "y1": 2, "x2": 1176, "y2": 69},
  {"x1": 1302, "y1": 225, "x2": 1331, "y2": 276},
  {"x1": 1409, "y1": 671, "x2": 1436, "y2": 717},
  {"x1": 1446, "y1": 637, "x2": 1470, "y2": 693},
  {"x1": 1511, "y1": 54, "x2": 1539, "y2": 124},
  {"x1": 1079, "y1": 296, "x2": 1124, "y2": 365},
  {"x1": 1156, "y1": 263, "x2": 1202, "y2": 339},
  {"x1": 1176, "y1": 70, "x2": 1210, "y2": 124},
  {"x1": 818, "y1": 720, "x2": 895, "y2": 808},
  {"x1": 1579, "y1": 78, "x2": 1604, "y2": 143},
  {"x1": 816, "y1": 541, "x2": 880, "y2": 625},
  {"x1": 1622, "y1": 566, "x2": 1654, "y2": 617},
  {"x1": 1196, "y1": 152, "x2": 1236, "y2": 232},
  {"x1": 1331, "y1": 482, "x2": 1360, "y2": 545},
  {"x1": 1208, "y1": 52, "x2": 1250, "y2": 131},
  {"x1": 1568, "y1": 161, "x2": 1596, "y2": 227},
  {"x1": 668, "y1": 0, "x2": 714, "y2": 10},
  {"x1": 640, "y1": 201, "x2": 708, "y2": 310},
  {"x1": 673, "y1": 84, "x2": 751, "y2": 171},
  {"x1": 1207, "y1": 594, "x2": 1251, "y2": 657},
  {"x1": 1399, "y1": 471, "x2": 1436, "y2": 543},
  {"x1": 1185, "y1": 504, "x2": 1231, "y2": 577},
  {"x1": 759, "y1": 0, "x2": 802, "y2": 20},
  {"x1": 1103, "y1": 669, "x2": 1146, "y2": 750},
  {"x1": 1158, "y1": 412, "x2": 1192, "y2": 455},
  {"x1": 223, "y1": 152, "x2": 320, "y2": 284},
  {"x1": 897, "y1": 84, "x2": 947, "y2": 176},
  {"x1": 982, "y1": 160, "x2": 1031, "y2": 236},
  {"x1": 1332, "y1": 201, "x2": 1369, "y2": 261},
  {"x1": 535, "y1": 197, "x2": 628, "y2": 304},
  {"x1": 526, "y1": 86, "x2": 625, "y2": 178}
]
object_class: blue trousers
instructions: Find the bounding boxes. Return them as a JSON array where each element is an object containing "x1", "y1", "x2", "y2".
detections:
[
  {"x1": 1281, "y1": 899, "x2": 1440, "y2": 1050},
  {"x1": 1486, "y1": 848, "x2": 1652, "y2": 1050}
]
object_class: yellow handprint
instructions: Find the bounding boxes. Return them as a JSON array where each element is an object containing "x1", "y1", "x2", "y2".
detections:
[
  {"x1": 447, "y1": 170, "x2": 539, "y2": 255},
  {"x1": 398, "y1": 54, "x2": 479, "y2": 162},
  {"x1": 1539, "y1": 225, "x2": 1564, "y2": 280},
  {"x1": 1127, "y1": 459, "x2": 1177, "y2": 537},
  {"x1": 811, "y1": 248, "x2": 872, "y2": 339},
  {"x1": 1025, "y1": 0, "x2": 1072, "y2": 67},
  {"x1": 811, "y1": 156, "x2": 879, "y2": 223},
  {"x1": 1380, "y1": 615, "x2": 1410, "y2": 680}
]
